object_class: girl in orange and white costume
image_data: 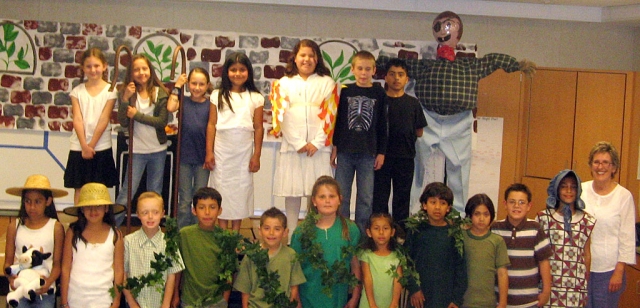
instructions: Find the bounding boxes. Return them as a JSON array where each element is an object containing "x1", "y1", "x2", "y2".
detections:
[{"x1": 270, "y1": 39, "x2": 339, "y2": 242}]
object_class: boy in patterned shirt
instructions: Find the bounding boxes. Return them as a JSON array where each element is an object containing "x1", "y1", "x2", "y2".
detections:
[
  {"x1": 492, "y1": 183, "x2": 552, "y2": 307},
  {"x1": 123, "y1": 192, "x2": 185, "y2": 308}
]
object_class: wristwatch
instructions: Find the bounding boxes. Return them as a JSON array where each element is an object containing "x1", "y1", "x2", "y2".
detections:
[{"x1": 171, "y1": 87, "x2": 181, "y2": 96}]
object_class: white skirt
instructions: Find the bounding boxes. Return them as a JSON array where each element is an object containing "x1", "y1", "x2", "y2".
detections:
[
  {"x1": 273, "y1": 148, "x2": 333, "y2": 197},
  {"x1": 209, "y1": 129, "x2": 254, "y2": 220}
]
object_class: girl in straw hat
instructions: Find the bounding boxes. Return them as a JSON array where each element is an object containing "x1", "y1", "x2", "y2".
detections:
[
  {"x1": 4, "y1": 174, "x2": 67, "y2": 308},
  {"x1": 60, "y1": 183, "x2": 125, "y2": 308}
]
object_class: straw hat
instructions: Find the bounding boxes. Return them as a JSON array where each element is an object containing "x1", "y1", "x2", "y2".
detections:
[
  {"x1": 63, "y1": 183, "x2": 125, "y2": 216},
  {"x1": 6, "y1": 174, "x2": 69, "y2": 198}
]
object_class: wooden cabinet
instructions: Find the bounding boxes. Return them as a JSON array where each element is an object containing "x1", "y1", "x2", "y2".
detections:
[
  {"x1": 518, "y1": 68, "x2": 636, "y2": 218},
  {"x1": 620, "y1": 255, "x2": 640, "y2": 307}
]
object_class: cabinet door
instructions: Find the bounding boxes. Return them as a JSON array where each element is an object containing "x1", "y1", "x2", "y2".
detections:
[
  {"x1": 524, "y1": 70, "x2": 577, "y2": 179},
  {"x1": 572, "y1": 72, "x2": 626, "y2": 182}
]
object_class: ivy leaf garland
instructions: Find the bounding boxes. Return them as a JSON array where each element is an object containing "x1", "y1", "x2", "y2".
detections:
[
  {"x1": 386, "y1": 245, "x2": 420, "y2": 288},
  {"x1": 111, "y1": 217, "x2": 181, "y2": 298},
  {"x1": 404, "y1": 208, "x2": 470, "y2": 256},
  {"x1": 295, "y1": 211, "x2": 359, "y2": 297}
]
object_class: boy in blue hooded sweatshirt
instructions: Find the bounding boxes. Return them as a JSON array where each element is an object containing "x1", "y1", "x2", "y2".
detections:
[{"x1": 536, "y1": 169, "x2": 596, "y2": 307}]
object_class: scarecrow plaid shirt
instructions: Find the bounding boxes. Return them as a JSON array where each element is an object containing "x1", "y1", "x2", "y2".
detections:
[{"x1": 377, "y1": 53, "x2": 520, "y2": 115}]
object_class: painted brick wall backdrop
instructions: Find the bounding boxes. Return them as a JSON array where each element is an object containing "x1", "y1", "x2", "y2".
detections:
[{"x1": 0, "y1": 17, "x2": 482, "y2": 213}]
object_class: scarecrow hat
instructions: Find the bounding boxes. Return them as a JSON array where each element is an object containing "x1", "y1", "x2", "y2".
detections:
[
  {"x1": 6, "y1": 174, "x2": 69, "y2": 198},
  {"x1": 63, "y1": 183, "x2": 125, "y2": 216}
]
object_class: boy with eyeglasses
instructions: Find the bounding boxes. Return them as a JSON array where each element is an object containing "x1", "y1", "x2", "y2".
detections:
[{"x1": 492, "y1": 183, "x2": 552, "y2": 307}]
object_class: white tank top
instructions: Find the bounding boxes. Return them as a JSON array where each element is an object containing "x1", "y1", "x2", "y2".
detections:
[
  {"x1": 14, "y1": 218, "x2": 56, "y2": 273},
  {"x1": 68, "y1": 228, "x2": 115, "y2": 308}
]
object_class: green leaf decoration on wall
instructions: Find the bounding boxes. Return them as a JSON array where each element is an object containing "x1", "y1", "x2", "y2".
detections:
[
  {"x1": 0, "y1": 22, "x2": 33, "y2": 72},
  {"x1": 319, "y1": 40, "x2": 358, "y2": 85},
  {"x1": 136, "y1": 33, "x2": 181, "y2": 82}
]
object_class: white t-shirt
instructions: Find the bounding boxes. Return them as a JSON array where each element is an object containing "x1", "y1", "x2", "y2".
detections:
[
  {"x1": 211, "y1": 90, "x2": 264, "y2": 131},
  {"x1": 132, "y1": 88, "x2": 166, "y2": 154},
  {"x1": 69, "y1": 83, "x2": 117, "y2": 151}
]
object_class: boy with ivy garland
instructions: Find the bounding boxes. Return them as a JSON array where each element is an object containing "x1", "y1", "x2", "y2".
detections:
[
  {"x1": 172, "y1": 187, "x2": 231, "y2": 308},
  {"x1": 233, "y1": 207, "x2": 306, "y2": 307},
  {"x1": 404, "y1": 182, "x2": 467, "y2": 308},
  {"x1": 123, "y1": 192, "x2": 185, "y2": 308}
]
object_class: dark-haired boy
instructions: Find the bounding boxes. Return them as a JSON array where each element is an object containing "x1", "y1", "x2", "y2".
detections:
[
  {"x1": 233, "y1": 207, "x2": 306, "y2": 307},
  {"x1": 172, "y1": 187, "x2": 229, "y2": 308},
  {"x1": 405, "y1": 182, "x2": 467, "y2": 308},
  {"x1": 492, "y1": 183, "x2": 552, "y2": 307},
  {"x1": 372, "y1": 58, "x2": 427, "y2": 223}
]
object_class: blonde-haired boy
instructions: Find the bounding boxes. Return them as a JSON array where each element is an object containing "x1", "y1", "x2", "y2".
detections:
[{"x1": 123, "y1": 192, "x2": 185, "y2": 308}]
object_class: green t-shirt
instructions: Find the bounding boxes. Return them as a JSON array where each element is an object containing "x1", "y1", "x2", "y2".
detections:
[
  {"x1": 358, "y1": 250, "x2": 400, "y2": 308},
  {"x1": 462, "y1": 229, "x2": 510, "y2": 308},
  {"x1": 179, "y1": 225, "x2": 224, "y2": 306},
  {"x1": 233, "y1": 245, "x2": 306, "y2": 307}
]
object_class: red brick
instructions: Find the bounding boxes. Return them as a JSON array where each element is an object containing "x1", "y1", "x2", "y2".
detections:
[
  {"x1": 279, "y1": 50, "x2": 292, "y2": 63},
  {"x1": 82, "y1": 24, "x2": 103, "y2": 36},
  {"x1": 65, "y1": 36, "x2": 86, "y2": 50},
  {"x1": 261, "y1": 37, "x2": 280, "y2": 48},
  {"x1": 48, "y1": 79, "x2": 69, "y2": 92},
  {"x1": 119, "y1": 53, "x2": 131, "y2": 67},
  {"x1": 1, "y1": 75, "x2": 22, "y2": 88},
  {"x1": 25, "y1": 105, "x2": 45, "y2": 118},
  {"x1": 398, "y1": 49, "x2": 418, "y2": 59},
  {"x1": 215, "y1": 36, "x2": 235, "y2": 48},
  {"x1": 48, "y1": 106, "x2": 69, "y2": 119},
  {"x1": 65, "y1": 65, "x2": 83, "y2": 79},
  {"x1": 62, "y1": 121, "x2": 74, "y2": 131},
  {"x1": 23, "y1": 21, "x2": 38, "y2": 30},
  {"x1": 201, "y1": 49, "x2": 221, "y2": 62},
  {"x1": 129, "y1": 26, "x2": 142, "y2": 39},
  {"x1": 0, "y1": 116, "x2": 15, "y2": 128},
  {"x1": 264, "y1": 66, "x2": 286, "y2": 79},
  {"x1": 39, "y1": 47, "x2": 52, "y2": 61},
  {"x1": 187, "y1": 48, "x2": 197, "y2": 61},
  {"x1": 75, "y1": 51, "x2": 84, "y2": 64},
  {"x1": 48, "y1": 121, "x2": 61, "y2": 131},
  {"x1": 211, "y1": 64, "x2": 223, "y2": 78},
  {"x1": 180, "y1": 33, "x2": 192, "y2": 44},
  {"x1": 11, "y1": 91, "x2": 31, "y2": 104},
  {"x1": 165, "y1": 29, "x2": 179, "y2": 35}
]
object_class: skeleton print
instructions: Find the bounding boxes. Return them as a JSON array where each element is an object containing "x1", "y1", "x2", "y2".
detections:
[{"x1": 347, "y1": 95, "x2": 376, "y2": 132}]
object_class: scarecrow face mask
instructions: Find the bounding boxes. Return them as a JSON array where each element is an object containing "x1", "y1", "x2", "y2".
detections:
[{"x1": 432, "y1": 18, "x2": 460, "y2": 47}]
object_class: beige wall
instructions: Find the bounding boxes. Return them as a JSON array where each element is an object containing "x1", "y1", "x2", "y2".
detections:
[{"x1": 4, "y1": 0, "x2": 640, "y2": 71}]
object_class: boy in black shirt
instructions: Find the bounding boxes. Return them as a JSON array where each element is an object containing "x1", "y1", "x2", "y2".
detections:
[{"x1": 372, "y1": 58, "x2": 427, "y2": 223}]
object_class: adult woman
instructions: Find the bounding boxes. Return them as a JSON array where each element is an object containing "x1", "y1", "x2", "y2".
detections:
[{"x1": 581, "y1": 141, "x2": 636, "y2": 308}]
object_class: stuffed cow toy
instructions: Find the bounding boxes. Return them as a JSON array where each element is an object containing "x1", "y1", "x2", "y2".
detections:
[{"x1": 4, "y1": 246, "x2": 53, "y2": 307}]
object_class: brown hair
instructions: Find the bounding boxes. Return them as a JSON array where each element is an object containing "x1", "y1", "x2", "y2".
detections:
[
  {"x1": 284, "y1": 39, "x2": 330, "y2": 78},
  {"x1": 433, "y1": 11, "x2": 463, "y2": 40},
  {"x1": 307, "y1": 176, "x2": 351, "y2": 241},
  {"x1": 260, "y1": 207, "x2": 287, "y2": 228},
  {"x1": 121, "y1": 53, "x2": 168, "y2": 105},
  {"x1": 80, "y1": 47, "x2": 108, "y2": 82}
]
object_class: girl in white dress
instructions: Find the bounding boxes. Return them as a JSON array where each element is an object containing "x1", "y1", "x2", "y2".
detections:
[
  {"x1": 60, "y1": 183, "x2": 125, "y2": 308},
  {"x1": 270, "y1": 39, "x2": 339, "y2": 241},
  {"x1": 208, "y1": 52, "x2": 264, "y2": 232}
]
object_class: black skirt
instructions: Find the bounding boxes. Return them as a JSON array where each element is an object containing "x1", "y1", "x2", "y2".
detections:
[{"x1": 64, "y1": 148, "x2": 119, "y2": 188}]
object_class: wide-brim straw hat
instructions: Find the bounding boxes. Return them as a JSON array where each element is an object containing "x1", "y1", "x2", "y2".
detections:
[
  {"x1": 6, "y1": 174, "x2": 69, "y2": 198},
  {"x1": 63, "y1": 182, "x2": 125, "y2": 216}
]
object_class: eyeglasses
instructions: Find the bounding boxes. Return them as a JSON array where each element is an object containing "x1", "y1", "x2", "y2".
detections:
[
  {"x1": 507, "y1": 200, "x2": 527, "y2": 206},
  {"x1": 591, "y1": 160, "x2": 612, "y2": 167}
]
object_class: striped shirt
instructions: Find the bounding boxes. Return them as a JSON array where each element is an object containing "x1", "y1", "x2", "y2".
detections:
[{"x1": 492, "y1": 219, "x2": 552, "y2": 308}]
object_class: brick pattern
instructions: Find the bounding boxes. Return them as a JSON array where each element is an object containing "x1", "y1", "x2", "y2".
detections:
[{"x1": 0, "y1": 17, "x2": 477, "y2": 135}]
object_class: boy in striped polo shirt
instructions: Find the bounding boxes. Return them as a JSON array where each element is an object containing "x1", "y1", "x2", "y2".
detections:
[{"x1": 492, "y1": 183, "x2": 552, "y2": 308}]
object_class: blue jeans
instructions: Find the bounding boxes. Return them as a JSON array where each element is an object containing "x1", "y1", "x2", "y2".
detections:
[
  {"x1": 587, "y1": 270, "x2": 626, "y2": 308},
  {"x1": 16, "y1": 292, "x2": 56, "y2": 308},
  {"x1": 177, "y1": 162, "x2": 210, "y2": 229},
  {"x1": 335, "y1": 152, "x2": 375, "y2": 235},
  {"x1": 115, "y1": 150, "x2": 167, "y2": 226}
]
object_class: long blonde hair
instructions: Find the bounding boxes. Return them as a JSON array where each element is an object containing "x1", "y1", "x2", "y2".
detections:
[{"x1": 120, "y1": 54, "x2": 168, "y2": 104}]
